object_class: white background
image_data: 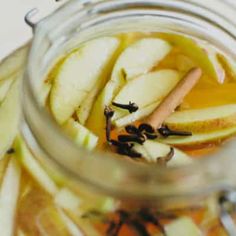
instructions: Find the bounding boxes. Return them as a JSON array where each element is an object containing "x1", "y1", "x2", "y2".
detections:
[
  {"x1": 0, "y1": 0, "x2": 65, "y2": 60},
  {"x1": 1, "y1": 0, "x2": 236, "y2": 61}
]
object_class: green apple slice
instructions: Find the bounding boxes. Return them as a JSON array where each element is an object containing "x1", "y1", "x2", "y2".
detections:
[
  {"x1": 17, "y1": 229, "x2": 26, "y2": 236},
  {"x1": 0, "y1": 156, "x2": 10, "y2": 184},
  {"x1": 112, "y1": 70, "x2": 181, "y2": 120},
  {"x1": 114, "y1": 101, "x2": 160, "y2": 128},
  {"x1": 0, "y1": 44, "x2": 28, "y2": 82},
  {"x1": 87, "y1": 38, "x2": 172, "y2": 136},
  {"x1": 84, "y1": 132, "x2": 99, "y2": 151},
  {"x1": 165, "y1": 104, "x2": 236, "y2": 133},
  {"x1": 38, "y1": 82, "x2": 52, "y2": 106},
  {"x1": 0, "y1": 157, "x2": 21, "y2": 236},
  {"x1": 63, "y1": 119, "x2": 98, "y2": 151},
  {"x1": 161, "y1": 33, "x2": 225, "y2": 83},
  {"x1": 218, "y1": 53, "x2": 236, "y2": 80},
  {"x1": 58, "y1": 209, "x2": 84, "y2": 236},
  {"x1": 161, "y1": 126, "x2": 236, "y2": 148},
  {"x1": 165, "y1": 217, "x2": 203, "y2": 236},
  {"x1": 112, "y1": 38, "x2": 172, "y2": 81},
  {"x1": 54, "y1": 188, "x2": 81, "y2": 212},
  {"x1": 76, "y1": 86, "x2": 98, "y2": 125},
  {"x1": 14, "y1": 137, "x2": 59, "y2": 195},
  {"x1": 0, "y1": 79, "x2": 21, "y2": 159},
  {"x1": 133, "y1": 141, "x2": 191, "y2": 166},
  {"x1": 50, "y1": 37, "x2": 120, "y2": 124},
  {"x1": 36, "y1": 207, "x2": 75, "y2": 235},
  {"x1": 0, "y1": 78, "x2": 14, "y2": 103},
  {"x1": 73, "y1": 217, "x2": 102, "y2": 236}
]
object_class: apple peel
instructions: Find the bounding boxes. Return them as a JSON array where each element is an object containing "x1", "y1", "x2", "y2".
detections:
[{"x1": 165, "y1": 104, "x2": 236, "y2": 133}]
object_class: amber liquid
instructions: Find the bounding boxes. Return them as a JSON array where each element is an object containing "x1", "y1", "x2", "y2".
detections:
[
  {"x1": 105, "y1": 32, "x2": 236, "y2": 159},
  {"x1": 17, "y1": 32, "x2": 236, "y2": 235}
]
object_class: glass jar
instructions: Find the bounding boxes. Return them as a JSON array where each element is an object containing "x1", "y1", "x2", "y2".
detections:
[{"x1": 21, "y1": 0, "x2": 236, "y2": 235}]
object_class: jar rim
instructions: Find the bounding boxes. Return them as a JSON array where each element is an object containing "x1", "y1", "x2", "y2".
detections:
[{"x1": 23, "y1": 0, "x2": 236, "y2": 201}]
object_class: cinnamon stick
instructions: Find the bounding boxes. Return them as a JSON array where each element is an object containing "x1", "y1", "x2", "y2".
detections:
[{"x1": 146, "y1": 67, "x2": 202, "y2": 129}]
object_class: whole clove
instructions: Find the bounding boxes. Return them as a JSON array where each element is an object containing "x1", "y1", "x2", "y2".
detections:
[
  {"x1": 158, "y1": 125, "x2": 192, "y2": 138},
  {"x1": 138, "y1": 123, "x2": 155, "y2": 134},
  {"x1": 138, "y1": 209, "x2": 166, "y2": 236},
  {"x1": 128, "y1": 220, "x2": 150, "y2": 236},
  {"x1": 106, "y1": 210, "x2": 129, "y2": 236},
  {"x1": 125, "y1": 125, "x2": 140, "y2": 135},
  {"x1": 118, "y1": 134, "x2": 146, "y2": 145},
  {"x1": 104, "y1": 106, "x2": 114, "y2": 142},
  {"x1": 143, "y1": 132, "x2": 158, "y2": 140},
  {"x1": 106, "y1": 221, "x2": 120, "y2": 236},
  {"x1": 157, "y1": 147, "x2": 175, "y2": 166},
  {"x1": 110, "y1": 139, "x2": 134, "y2": 150},
  {"x1": 112, "y1": 101, "x2": 139, "y2": 113},
  {"x1": 6, "y1": 148, "x2": 15, "y2": 154},
  {"x1": 118, "y1": 147, "x2": 142, "y2": 158}
]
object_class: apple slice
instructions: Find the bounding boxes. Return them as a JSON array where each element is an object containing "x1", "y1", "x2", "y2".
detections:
[
  {"x1": 58, "y1": 209, "x2": 84, "y2": 236},
  {"x1": 0, "y1": 157, "x2": 21, "y2": 236},
  {"x1": 0, "y1": 79, "x2": 21, "y2": 159},
  {"x1": 14, "y1": 137, "x2": 59, "y2": 195},
  {"x1": 0, "y1": 156, "x2": 10, "y2": 184},
  {"x1": 50, "y1": 37, "x2": 120, "y2": 124},
  {"x1": 76, "y1": 86, "x2": 99, "y2": 125},
  {"x1": 133, "y1": 141, "x2": 191, "y2": 166},
  {"x1": 161, "y1": 126, "x2": 236, "y2": 148},
  {"x1": 87, "y1": 38, "x2": 172, "y2": 135},
  {"x1": 63, "y1": 119, "x2": 98, "y2": 151},
  {"x1": 176, "y1": 54, "x2": 196, "y2": 73},
  {"x1": 17, "y1": 229, "x2": 26, "y2": 236},
  {"x1": 38, "y1": 82, "x2": 52, "y2": 106},
  {"x1": 218, "y1": 53, "x2": 236, "y2": 80},
  {"x1": 0, "y1": 77, "x2": 14, "y2": 103},
  {"x1": 72, "y1": 217, "x2": 102, "y2": 236},
  {"x1": 114, "y1": 101, "x2": 160, "y2": 128},
  {"x1": 160, "y1": 33, "x2": 225, "y2": 83},
  {"x1": 112, "y1": 38, "x2": 172, "y2": 81},
  {"x1": 165, "y1": 217, "x2": 202, "y2": 236},
  {"x1": 36, "y1": 207, "x2": 75, "y2": 235},
  {"x1": 112, "y1": 70, "x2": 181, "y2": 120},
  {"x1": 54, "y1": 188, "x2": 81, "y2": 212},
  {"x1": 0, "y1": 44, "x2": 28, "y2": 82},
  {"x1": 165, "y1": 104, "x2": 236, "y2": 133}
]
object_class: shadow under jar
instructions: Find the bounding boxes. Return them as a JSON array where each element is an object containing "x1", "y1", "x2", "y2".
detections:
[{"x1": 21, "y1": 0, "x2": 236, "y2": 235}]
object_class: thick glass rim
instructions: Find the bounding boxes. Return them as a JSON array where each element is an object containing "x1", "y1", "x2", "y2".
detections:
[{"x1": 23, "y1": 0, "x2": 236, "y2": 201}]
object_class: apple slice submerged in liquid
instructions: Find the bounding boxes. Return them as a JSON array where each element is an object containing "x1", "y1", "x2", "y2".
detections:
[
  {"x1": 0, "y1": 157, "x2": 21, "y2": 236},
  {"x1": 0, "y1": 44, "x2": 28, "y2": 82},
  {"x1": 165, "y1": 104, "x2": 236, "y2": 133},
  {"x1": 114, "y1": 101, "x2": 160, "y2": 128},
  {"x1": 14, "y1": 137, "x2": 59, "y2": 195},
  {"x1": 112, "y1": 70, "x2": 181, "y2": 121},
  {"x1": 133, "y1": 140, "x2": 192, "y2": 166},
  {"x1": 0, "y1": 79, "x2": 21, "y2": 159},
  {"x1": 165, "y1": 217, "x2": 203, "y2": 236},
  {"x1": 113, "y1": 70, "x2": 181, "y2": 121},
  {"x1": 160, "y1": 33, "x2": 225, "y2": 83},
  {"x1": 0, "y1": 78, "x2": 14, "y2": 103},
  {"x1": 63, "y1": 119, "x2": 98, "y2": 151},
  {"x1": 87, "y1": 38, "x2": 172, "y2": 135},
  {"x1": 50, "y1": 37, "x2": 120, "y2": 124},
  {"x1": 161, "y1": 126, "x2": 236, "y2": 148}
]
